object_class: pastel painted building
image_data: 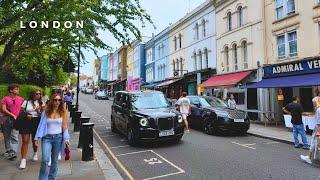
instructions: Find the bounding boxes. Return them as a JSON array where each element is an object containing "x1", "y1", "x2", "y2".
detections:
[
  {"x1": 113, "y1": 49, "x2": 119, "y2": 81},
  {"x1": 100, "y1": 55, "x2": 109, "y2": 81},
  {"x1": 145, "y1": 37, "x2": 155, "y2": 83},
  {"x1": 126, "y1": 45, "x2": 134, "y2": 91},
  {"x1": 154, "y1": 27, "x2": 170, "y2": 82},
  {"x1": 108, "y1": 53, "x2": 115, "y2": 81}
]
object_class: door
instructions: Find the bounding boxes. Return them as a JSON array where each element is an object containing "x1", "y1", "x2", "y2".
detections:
[
  {"x1": 188, "y1": 97, "x2": 202, "y2": 128},
  {"x1": 119, "y1": 93, "x2": 129, "y2": 132},
  {"x1": 300, "y1": 88, "x2": 313, "y2": 112},
  {"x1": 113, "y1": 93, "x2": 123, "y2": 131},
  {"x1": 247, "y1": 88, "x2": 258, "y2": 120}
]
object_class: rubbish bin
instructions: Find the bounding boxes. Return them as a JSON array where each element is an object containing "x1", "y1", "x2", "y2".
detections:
[
  {"x1": 73, "y1": 111, "x2": 82, "y2": 132},
  {"x1": 78, "y1": 117, "x2": 90, "y2": 148},
  {"x1": 70, "y1": 104, "x2": 78, "y2": 120},
  {"x1": 82, "y1": 122, "x2": 94, "y2": 161}
]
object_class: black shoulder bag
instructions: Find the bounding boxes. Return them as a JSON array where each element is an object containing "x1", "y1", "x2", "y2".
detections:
[{"x1": 14, "y1": 100, "x2": 28, "y2": 130}]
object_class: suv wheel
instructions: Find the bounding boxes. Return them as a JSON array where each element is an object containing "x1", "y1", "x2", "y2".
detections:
[
  {"x1": 127, "y1": 126, "x2": 137, "y2": 146},
  {"x1": 111, "y1": 117, "x2": 118, "y2": 133},
  {"x1": 203, "y1": 118, "x2": 213, "y2": 135}
]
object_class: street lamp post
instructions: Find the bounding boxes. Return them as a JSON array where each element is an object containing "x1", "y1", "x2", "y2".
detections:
[{"x1": 76, "y1": 39, "x2": 80, "y2": 107}]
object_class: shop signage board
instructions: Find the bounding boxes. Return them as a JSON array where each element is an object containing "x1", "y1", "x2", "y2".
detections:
[{"x1": 264, "y1": 58, "x2": 320, "y2": 78}]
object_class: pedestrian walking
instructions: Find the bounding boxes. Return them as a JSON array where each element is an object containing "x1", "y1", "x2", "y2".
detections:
[
  {"x1": 227, "y1": 94, "x2": 237, "y2": 109},
  {"x1": 1, "y1": 84, "x2": 24, "y2": 160},
  {"x1": 282, "y1": 96, "x2": 310, "y2": 149},
  {"x1": 176, "y1": 92, "x2": 191, "y2": 133},
  {"x1": 18, "y1": 90, "x2": 44, "y2": 169},
  {"x1": 300, "y1": 97, "x2": 320, "y2": 164},
  {"x1": 34, "y1": 93, "x2": 70, "y2": 180},
  {"x1": 63, "y1": 91, "x2": 73, "y2": 112}
]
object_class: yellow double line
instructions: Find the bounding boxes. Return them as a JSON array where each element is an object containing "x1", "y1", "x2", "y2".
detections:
[{"x1": 93, "y1": 128, "x2": 135, "y2": 180}]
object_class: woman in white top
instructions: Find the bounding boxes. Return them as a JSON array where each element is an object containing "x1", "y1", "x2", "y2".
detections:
[
  {"x1": 227, "y1": 94, "x2": 237, "y2": 109},
  {"x1": 19, "y1": 90, "x2": 44, "y2": 169},
  {"x1": 300, "y1": 97, "x2": 320, "y2": 164}
]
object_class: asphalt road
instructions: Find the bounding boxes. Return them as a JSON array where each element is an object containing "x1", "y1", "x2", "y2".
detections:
[{"x1": 78, "y1": 94, "x2": 320, "y2": 180}]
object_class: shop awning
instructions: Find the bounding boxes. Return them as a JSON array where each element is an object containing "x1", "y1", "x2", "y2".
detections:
[
  {"x1": 246, "y1": 73, "x2": 320, "y2": 88},
  {"x1": 202, "y1": 71, "x2": 252, "y2": 88},
  {"x1": 141, "y1": 82, "x2": 161, "y2": 89},
  {"x1": 156, "y1": 78, "x2": 182, "y2": 88}
]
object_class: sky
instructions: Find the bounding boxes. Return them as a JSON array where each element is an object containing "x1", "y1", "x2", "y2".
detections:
[{"x1": 81, "y1": 0, "x2": 207, "y2": 76}]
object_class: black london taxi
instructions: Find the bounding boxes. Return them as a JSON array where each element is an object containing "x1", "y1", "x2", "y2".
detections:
[
  {"x1": 186, "y1": 96, "x2": 249, "y2": 134},
  {"x1": 111, "y1": 91, "x2": 184, "y2": 146}
]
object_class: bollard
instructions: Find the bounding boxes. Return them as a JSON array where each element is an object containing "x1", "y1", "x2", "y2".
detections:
[
  {"x1": 78, "y1": 117, "x2": 90, "y2": 148},
  {"x1": 70, "y1": 104, "x2": 78, "y2": 120},
  {"x1": 82, "y1": 122, "x2": 94, "y2": 161},
  {"x1": 73, "y1": 111, "x2": 82, "y2": 132}
]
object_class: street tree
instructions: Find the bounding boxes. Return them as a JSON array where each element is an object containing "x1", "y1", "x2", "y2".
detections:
[{"x1": 0, "y1": 0, "x2": 153, "y2": 85}]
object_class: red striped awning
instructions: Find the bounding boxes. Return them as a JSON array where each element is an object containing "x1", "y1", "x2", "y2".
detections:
[{"x1": 202, "y1": 71, "x2": 252, "y2": 88}]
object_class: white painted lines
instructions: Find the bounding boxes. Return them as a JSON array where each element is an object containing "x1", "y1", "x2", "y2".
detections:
[
  {"x1": 231, "y1": 141, "x2": 256, "y2": 150},
  {"x1": 142, "y1": 171, "x2": 185, "y2": 180},
  {"x1": 116, "y1": 150, "x2": 151, "y2": 157},
  {"x1": 110, "y1": 145, "x2": 130, "y2": 149},
  {"x1": 150, "y1": 150, "x2": 185, "y2": 173}
]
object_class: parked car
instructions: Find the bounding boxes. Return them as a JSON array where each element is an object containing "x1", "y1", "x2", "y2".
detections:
[
  {"x1": 80, "y1": 87, "x2": 86, "y2": 93},
  {"x1": 111, "y1": 91, "x2": 184, "y2": 146},
  {"x1": 95, "y1": 90, "x2": 109, "y2": 100},
  {"x1": 85, "y1": 87, "x2": 94, "y2": 94},
  {"x1": 185, "y1": 96, "x2": 249, "y2": 134}
]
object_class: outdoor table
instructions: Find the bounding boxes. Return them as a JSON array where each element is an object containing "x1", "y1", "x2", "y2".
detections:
[
  {"x1": 284, "y1": 115, "x2": 317, "y2": 130},
  {"x1": 245, "y1": 109, "x2": 276, "y2": 126}
]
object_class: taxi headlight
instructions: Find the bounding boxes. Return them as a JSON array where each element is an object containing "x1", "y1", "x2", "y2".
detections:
[
  {"x1": 178, "y1": 115, "x2": 183, "y2": 123},
  {"x1": 139, "y1": 118, "x2": 148, "y2": 127}
]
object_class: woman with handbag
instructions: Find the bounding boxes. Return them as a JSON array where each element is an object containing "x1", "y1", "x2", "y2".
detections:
[
  {"x1": 300, "y1": 97, "x2": 320, "y2": 164},
  {"x1": 34, "y1": 93, "x2": 70, "y2": 180},
  {"x1": 18, "y1": 90, "x2": 44, "y2": 169}
]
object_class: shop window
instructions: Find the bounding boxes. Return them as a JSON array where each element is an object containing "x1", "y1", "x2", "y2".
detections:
[
  {"x1": 227, "y1": 12, "x2": 232, "y2": 31},
  {"x1": 232, "y1": 44, "x2": 238, "y2": 71},
  {"x1": 233, "y1": 92, "x2": 245, "y2": 105},
  {"x1": 195, "y1": 23, "x2": 199, "y2": 40},
  {"x1": 238, "y1": 6, "x2": 243, "y2": 27},
  {"x1": 275, "y1": 0, "x2": 295, "y2": 20},
  {"x1": 202, "y1": 19, "x2": 206, "y2": 37},
  {"x1": 224, "y1": 46, "x2": 229, "y2": 72},
  {"x1": 277, "y1": 31, "x2": 297, "y2": 59},
  {"x1": 242, "y1": 41, "x2": 248, "y2": 69},
  {"x1": 204, "y1": 48, "x2": 209, "y2": 68},
  {"x1": 277, "y1": 34, "x2": 286, "y2": 59},
  {"x1": 288, "y1": 31, "x2": 297, "y2": 57}
]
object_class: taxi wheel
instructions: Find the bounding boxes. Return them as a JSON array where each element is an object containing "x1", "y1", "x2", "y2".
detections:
[
  {"x1": 127, "y1": 127, "x2": 137, "y2": 146},
  {"x1": 203, "y1": 118, "x2": 213, "y2": 135}
]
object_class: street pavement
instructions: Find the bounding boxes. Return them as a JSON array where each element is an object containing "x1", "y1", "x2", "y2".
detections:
[{"x1": 79, "y1": 93, "x2": 320, "y2": 180}]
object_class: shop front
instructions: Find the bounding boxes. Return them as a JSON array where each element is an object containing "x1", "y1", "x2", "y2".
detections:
[
  {"x1": 127, "y1": 76, "x2": 141, "y2": 91},
  {"x1": 155, "y1": 78, "x2": 183, "y2": 99},
  {"x1": 202, "y1": 70, "x2": 259, "y2": 119},
  {"x1": 183, "y1": 68, "x2": 216, "y2": 96},
  {"x1": 247, "y1": 57, "x2": 320, "y2": 127},
  {"x1": 113, "y1": 78, "x2": 127, "y2": 92}
]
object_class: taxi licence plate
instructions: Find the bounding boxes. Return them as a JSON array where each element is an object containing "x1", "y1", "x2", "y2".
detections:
[
  {"x1": 159, "y1": 130, "x2": 174, "y2": 137},
  {"x1": 234, "y1": 119, "x2": 244, "y2": 123}
]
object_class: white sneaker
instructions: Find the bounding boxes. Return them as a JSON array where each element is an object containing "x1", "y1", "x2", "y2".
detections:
[
  {"x1": 19, "y1": 159, "x2": 26, "y2": 169},
  {"x1": 185, "y1": 129, "x2": 190, "y2": 133},
  {"x1": 48, "y1": 158, "x2": 51, "y2": 166},
  {"x1": 32, "y1": 153, "x2": 38, "y2": 161},
  {"x1": 300, "y1": 155, "x2": 312, "y2": 164},
  {"x1": 58, "y1": 153, "x2": 61, "y2": 160}
]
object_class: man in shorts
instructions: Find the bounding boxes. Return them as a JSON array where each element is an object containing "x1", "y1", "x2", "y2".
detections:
[{"x1": 176, "y1": 92, "x2": 191, "y2": 133}]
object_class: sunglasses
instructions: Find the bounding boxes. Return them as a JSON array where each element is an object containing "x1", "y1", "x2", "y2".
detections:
[
  {"x1": 53, "y1": 99, "x2": 62, "y2": 102},
  {"x1": 36, "y1": 93, "x2": 41, "y2": 95}
]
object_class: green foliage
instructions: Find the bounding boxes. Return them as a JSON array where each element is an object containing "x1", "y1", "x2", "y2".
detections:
[
  {"x1": 70, "y1": 74, "x2": 78, "y2": 87},
  {"x1": 0, "y1": 84, "x2": 52, "y2": 100},
  {"x1": 0, "y1": 0, "x2": 153, "y2": 77}
]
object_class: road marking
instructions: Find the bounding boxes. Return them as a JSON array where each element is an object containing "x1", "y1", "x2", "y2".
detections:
[
  {"x1": 231, "y1": 141, "x2": 256, "y2": 150},
  {"x1": 110, "y1": 145, "x2": 130, "y2": 149},
  {"x1": 144, "y1": 158, "x2": 163, "y2": 165},
  {"x1": 142, "y1": 171, "x2": 184, "y2": 180},
  {"x1": 150, "y1": 150, "x2": 185, "y2": 173},
  {"x1": 266, "y1": 142, "x2": 279, "y2": 145},
  {"x1": 93, "y1": 128, "x2": 135, "y2": 180},
  {"x1": 116, "y1": 150, "x2": 151, "y2": 157}
]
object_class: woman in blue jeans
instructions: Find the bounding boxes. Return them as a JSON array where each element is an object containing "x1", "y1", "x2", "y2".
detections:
[{"x1": 34, "y1": 93, "x2": 70, "y2": 180}]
